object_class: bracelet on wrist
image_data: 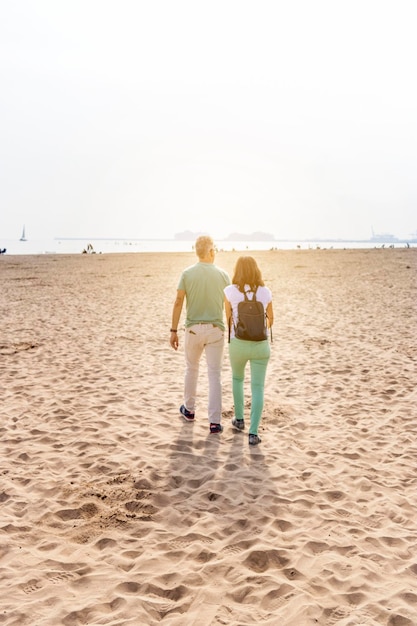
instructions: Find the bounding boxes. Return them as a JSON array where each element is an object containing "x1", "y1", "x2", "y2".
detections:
[{"x1": 170, "y1": 329, "x2": 178, "y2": 333}]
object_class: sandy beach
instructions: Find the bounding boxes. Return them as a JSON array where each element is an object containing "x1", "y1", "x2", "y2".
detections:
[{"x1": 1, "y1": 248, "x2": 416, "y2": 626}]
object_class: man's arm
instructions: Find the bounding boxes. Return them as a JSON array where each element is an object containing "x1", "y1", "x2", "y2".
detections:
[{"x1": 170, "y1": 289, "x2": 185, "y2": 350}]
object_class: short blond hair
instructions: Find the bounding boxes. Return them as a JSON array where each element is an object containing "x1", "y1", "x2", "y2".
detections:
[{"x1": 195, "y1": 236, "x2": 214, "y2": 259}]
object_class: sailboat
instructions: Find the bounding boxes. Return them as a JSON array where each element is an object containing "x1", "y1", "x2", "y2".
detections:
[{"x1": 20, "y1": 225, "x2": 27, "y2": 241}]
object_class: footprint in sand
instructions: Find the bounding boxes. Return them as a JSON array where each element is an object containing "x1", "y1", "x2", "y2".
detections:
[
  {"x1": 0, "y1": 342, "x2": 38, "y2": 355},
  {"x1": 46, "y1": 571, "x2": 76, "y2": 584},
  {"x1": 168, "y1": 534, "x2": 214, "y2": 550},
  {"x1": 21, "y1": 579, "x2": 43, "y2": 594},
  {"x1": 324, "y1": 606, "x2": 352, "y2": 624},
  {"x1": 258, "y1": 585, "x2": 296, "y2": 611}
]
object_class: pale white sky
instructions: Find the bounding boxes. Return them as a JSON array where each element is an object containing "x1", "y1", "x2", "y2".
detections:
[{"x1": 1, "y1": 0, "x2": 416, "y2": 241}]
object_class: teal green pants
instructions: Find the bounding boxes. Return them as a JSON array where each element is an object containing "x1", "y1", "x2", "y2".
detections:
[{"x1": 228, "y1": 338, "x2": 270, "y2": 435}]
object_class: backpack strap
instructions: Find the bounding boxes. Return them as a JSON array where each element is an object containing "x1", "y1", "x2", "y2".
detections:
[
  {"x1": 244, "y1": 287, "x2": 256, "y2": 301},
  {"x1": 252, "y1": 287, "x2": 273, "y2": 343},
  {"x1": 266, "y1": 312, "x2": 273, "y2": 343},
  {"x1": 229, "y1": 288, "x2": 248, "y2": 342}
]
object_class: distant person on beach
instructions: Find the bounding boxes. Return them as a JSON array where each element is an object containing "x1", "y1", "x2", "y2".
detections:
[
  {"x1": 170, "y1": 236, "x2": 231, "y2": 434},
  {"x1": 224, "y1": 256, "x2": 273, "y2": 446}
]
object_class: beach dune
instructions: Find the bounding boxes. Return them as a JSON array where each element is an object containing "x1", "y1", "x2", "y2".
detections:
[{"x1": 1, "y1": 248, "x2": 416, "y2": 625}]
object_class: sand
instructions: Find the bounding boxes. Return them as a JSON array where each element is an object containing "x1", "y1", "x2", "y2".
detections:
[{"x1": 1, "y1": 247, "x2": 416, "y2": 626}]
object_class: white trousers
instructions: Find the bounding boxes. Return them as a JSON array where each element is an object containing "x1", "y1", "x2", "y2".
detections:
[{"x1": 183, "y1": 324, "x2": 225, "y2": 423}]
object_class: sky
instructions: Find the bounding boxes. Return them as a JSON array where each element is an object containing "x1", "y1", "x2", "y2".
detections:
[{"x1": 1, "y1": 0, "x2": 416, "y2": 242}]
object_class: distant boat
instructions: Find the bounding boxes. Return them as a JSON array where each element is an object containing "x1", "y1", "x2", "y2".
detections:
[
  {"x1": 370, "y1": 233, "x2": 398, "y2": 243},
  {"x1": 370, "y1": 228, "x2": 397, "y2": 243},
  {"x1": 20, "y1": 225, "x2": 27, "y2": 241}
]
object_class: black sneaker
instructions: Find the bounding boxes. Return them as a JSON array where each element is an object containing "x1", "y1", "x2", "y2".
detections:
[
  {"x1": 249, "y1": 434, "x2": 261, "y2": 446},
  {"x1": 210, "y1": 423, "x2": 223, "y2": 434},
  {"x1": 231, "y1": 418, "x2": 245, "y2": 431},
  {"x1": 180, "y1": 405, "x2": 195, "y2": 422}
]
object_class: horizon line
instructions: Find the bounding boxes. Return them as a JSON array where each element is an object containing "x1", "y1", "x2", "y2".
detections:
[{"x1": 52, "y1": 236, "x2": 417, "y2": 243}]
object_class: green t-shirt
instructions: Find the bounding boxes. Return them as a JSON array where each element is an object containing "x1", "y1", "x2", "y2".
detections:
[{"x1": 178, "y1": 262, "x2": 230, "y2": 331}]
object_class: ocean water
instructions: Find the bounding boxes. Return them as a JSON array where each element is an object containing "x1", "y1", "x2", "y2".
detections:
[{"x1": 0, "y1": 237, "x2": 412, "y2": 256}]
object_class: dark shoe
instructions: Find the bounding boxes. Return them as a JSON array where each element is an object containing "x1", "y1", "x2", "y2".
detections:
[
  {"x1": 210, "y1": 423, "x2": 223, "y2": 434},
  {"x1": 249, "y1": 434, "x2": 261, "y2": 446},
  {"x1": 231, "y1": 418, "x2": 245, "y2": 431},
  {"x1": 180, "y1": 405, "x2": 195, "y2": 422}
]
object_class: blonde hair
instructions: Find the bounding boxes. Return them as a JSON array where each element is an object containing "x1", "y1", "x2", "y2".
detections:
[
  {"x1": 195, "y1": 236, "x2": 214, "y2": 259},
  {"x1": 232, "y1": 256, "x2": 265, "y2": 292}
]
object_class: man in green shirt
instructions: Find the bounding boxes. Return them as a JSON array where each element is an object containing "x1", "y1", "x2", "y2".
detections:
[{"x1": 170, "y1": 236, "x2": 230, "y2": 433}]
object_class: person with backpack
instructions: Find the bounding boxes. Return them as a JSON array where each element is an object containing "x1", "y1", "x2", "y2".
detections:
[
  {"x1": 224, "y1": 256, "x2": 273, "y2": 445},
  {"x1": 170, "y1": 236, "x2": 231, "y2": 434}
]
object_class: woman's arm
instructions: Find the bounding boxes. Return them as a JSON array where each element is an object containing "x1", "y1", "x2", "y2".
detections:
[
  {"x1": 266, "y1": 301, "x2": 274, "y2": 328},
  {"x1": 224, "y1": 297, "x2": 232, "y2": 326}
]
